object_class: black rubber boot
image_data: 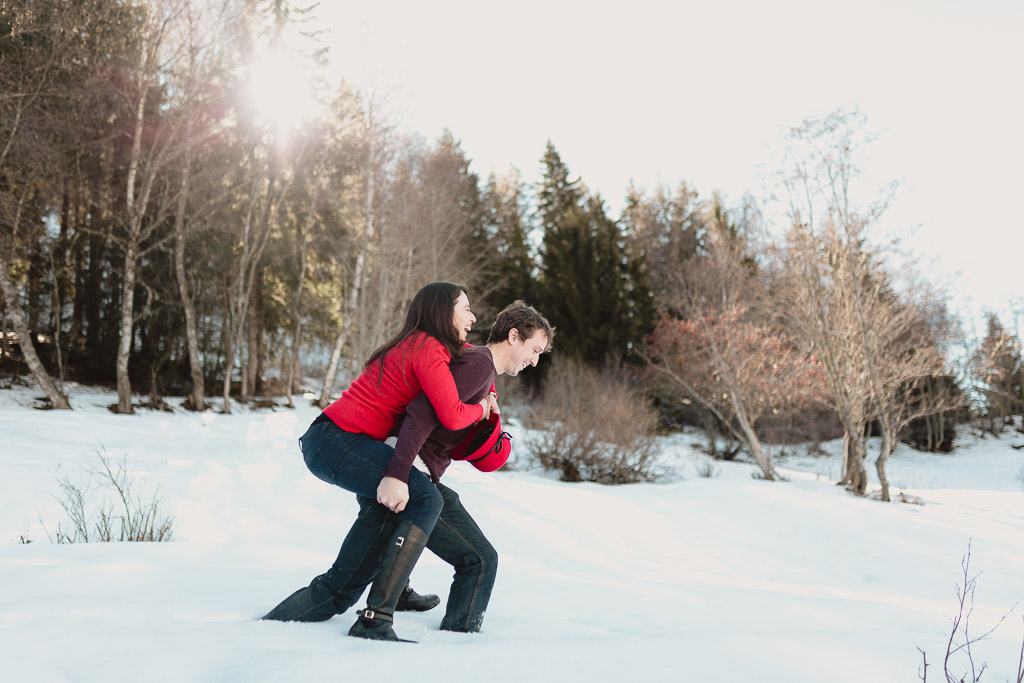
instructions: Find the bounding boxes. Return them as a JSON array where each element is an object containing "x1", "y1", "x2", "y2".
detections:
[
  {"x1": 262, "y1": 497, "x2": 393, "y2": 622},
  {"x1": 348, "y1": 520, "x2": 429, "y2": 642},
  {"x1": 396, "y1": 580, "x2": 440, "y2": 613},
  {"x1": 261, "y1": 578, "x2": 338, "y2": 622}
]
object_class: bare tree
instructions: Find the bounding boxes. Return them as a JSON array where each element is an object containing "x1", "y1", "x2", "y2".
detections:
[
  {"x1": 113, "y1": 0, "x2": 210, "y2": 414},
  {"x1": 772, "y1": 222, "x2": 874, "y2": 492},
  {"x1": 770, "y1": 111, "x2": 887, "y2": 494},
  {"x1": 0, "y1": 190, "x2": 71, "y2": 408},
  {"x1": 869, "y1": 291, "x2": 963, "y2": 500},
  {"x1": 646, "y1": 226, "x2": 825, "y2": 480},
  {"x1": 771, "y1": 109, "x2": 959, "y2": 499},
  {"x1": 218, "y1": 141, "x2": 298, "y2": 412},
  {"x1": 168, "y1": 0, "x2": 237, "y2": 411},
  {"x1": 0, "y1": 0, "x2": 118, "y2": 408}
]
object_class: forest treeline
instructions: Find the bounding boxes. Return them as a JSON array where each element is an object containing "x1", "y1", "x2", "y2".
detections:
[{"x1": 3, "y1": 1, "x2": 1022, "y2": 498}]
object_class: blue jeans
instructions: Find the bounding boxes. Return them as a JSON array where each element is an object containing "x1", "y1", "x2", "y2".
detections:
[
  {"x1": 262, "y1": 493, "x2": 397, "y2": 622},
  {"x1": 299, "y1": 419, "x2": 443, "y2": 535},
  {"x1": 429, "y1": 482, "x2": 499, "y2": 632},
  {"x1": 266, "y1": 422, "x2": 495, "y2": 630},
  {"x1": 326, "y1": 482, "x2": 497, "y2": 632}
]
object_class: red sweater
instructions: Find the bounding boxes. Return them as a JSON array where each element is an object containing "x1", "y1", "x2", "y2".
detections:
[{"x1": 323, "y1": 331, "x2": 484, "y2": 441}]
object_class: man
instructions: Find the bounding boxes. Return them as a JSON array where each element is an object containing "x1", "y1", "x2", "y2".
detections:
[{"x1": 263, "y1": 301, "x2": 553, "y2": 636}]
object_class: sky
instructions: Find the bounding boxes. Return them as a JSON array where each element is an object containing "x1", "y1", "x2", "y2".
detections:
[
  {"x1": 313, "y1": 0, "x2": 1023, "y2": 322},
  {"x1": 3, "y1": 385, "x2": 1024, "y2": 681}
]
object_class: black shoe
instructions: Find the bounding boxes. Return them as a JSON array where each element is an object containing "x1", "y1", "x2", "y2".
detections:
[
  {"x1": 347, "y1": 608, "x2": 414, "y2": 642},
  {"x1": 396, "y1": 582, "x2": 440, "y2": 612},
  {"x1": 348, "y1": 520, "x2": 429, "y2": 643}
]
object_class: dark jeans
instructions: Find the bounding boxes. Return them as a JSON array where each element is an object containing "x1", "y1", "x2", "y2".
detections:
[
  {"x1": 344, "y1": 482, "x2": 498, "y2": 632},
  {"x1": 429, "y1": 482, "x2": 499, "y2": 632},
  {"x1": 267, "y1": 476, "x2": 498, "y2": 632},
  {"x1": 262, "y1": 494, "x2": 396, "y2": 623},
  {"x1": 299, "y1": 419, "x2": 443, "y2": 535}
]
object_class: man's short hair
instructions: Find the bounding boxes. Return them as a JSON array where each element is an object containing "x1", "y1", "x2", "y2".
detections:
[{"x1": 487, "y1": 301, "x2": 554, "y2": 351}]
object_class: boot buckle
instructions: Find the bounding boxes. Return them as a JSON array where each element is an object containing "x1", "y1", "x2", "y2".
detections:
[{"x1": 363, "y1": 609, "x2": 375, "y2": 620}]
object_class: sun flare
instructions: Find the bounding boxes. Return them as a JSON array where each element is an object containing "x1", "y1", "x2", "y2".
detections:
[{"x1": 243, "y1": 48, "x2": 318, "y2": 134}]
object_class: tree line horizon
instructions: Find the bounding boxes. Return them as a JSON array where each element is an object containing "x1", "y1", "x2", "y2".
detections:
[{"x1": 3, "y1": 1, "x2": 1022, "y2": 499}]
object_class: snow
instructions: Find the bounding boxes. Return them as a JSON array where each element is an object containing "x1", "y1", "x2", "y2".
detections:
[{"x1": 2, "y1": 382, "x2": 1023, "y2": 682}]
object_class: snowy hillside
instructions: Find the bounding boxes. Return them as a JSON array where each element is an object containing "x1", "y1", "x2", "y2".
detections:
[{"x1": 2, "y1": 383, "x2": 1023, "y2": 682}]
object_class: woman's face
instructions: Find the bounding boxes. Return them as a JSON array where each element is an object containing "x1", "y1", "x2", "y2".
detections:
[{"x1": 452, "y1": 291, "x2": 476, "y2": 342}]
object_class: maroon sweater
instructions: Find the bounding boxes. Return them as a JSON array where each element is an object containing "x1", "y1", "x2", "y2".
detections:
[{"x1": 385, "y1": 346, "x2": 497, "y2": 483}]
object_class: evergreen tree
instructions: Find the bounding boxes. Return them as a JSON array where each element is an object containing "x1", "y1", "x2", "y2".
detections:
[
  {"x1": 535, "y1": 143, "x2": 652, "y2": 367},
  {"x1": 620, "y1": 182, "x2": 704, "y2": 312},
  {"x1": 973, "y1": 313, "x2": 1023, "y2": 433},
  {"x1": 478, "y1": 171, "x2": 534, "y2": 314}
]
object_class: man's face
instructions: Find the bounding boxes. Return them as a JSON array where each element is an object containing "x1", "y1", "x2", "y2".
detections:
[{"x1": 502, "y1": 329, "x2": 548, "y2": 376}]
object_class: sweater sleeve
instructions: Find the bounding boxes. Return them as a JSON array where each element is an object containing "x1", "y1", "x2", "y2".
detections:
[
  {"x1": 412, "y1": 341, "x2": 485, "y2": 430},
  {"x1": 385, "y1": 351, "x2": 493, "y2": 483}
]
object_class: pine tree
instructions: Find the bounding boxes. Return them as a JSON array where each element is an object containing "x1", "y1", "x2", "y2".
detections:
[
  {"x1": 973, "y1": 314, "x2": 1023, "y2": 434},
  {"x1": 535, "y1": 143, "x2": 652, "y2": 367},
  {"x1": 478, "y1": 171, "x2": 534, "y2": 314}
]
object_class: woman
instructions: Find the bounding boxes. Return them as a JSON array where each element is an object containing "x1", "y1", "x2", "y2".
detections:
[{"x1": 263, "y1": 282, "x2": 492, "y2": 641}]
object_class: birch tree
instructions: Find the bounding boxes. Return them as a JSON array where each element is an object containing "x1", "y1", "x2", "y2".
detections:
[
  {"x1": 168, "y1": 0, "x2": 237, "y2": 411},
  {"x1": 112, "y1": 0, "x2": 207, "y2": 414}
]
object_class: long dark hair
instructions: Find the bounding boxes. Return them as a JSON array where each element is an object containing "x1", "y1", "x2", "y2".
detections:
[{"x1": 363, "y1": 282, "x2": 468, "y2": 373}]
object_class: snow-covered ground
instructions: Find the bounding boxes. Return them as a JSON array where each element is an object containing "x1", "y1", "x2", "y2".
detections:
[{"x1": 2, "y1": 382, "x2": 1023, "y2": 682}]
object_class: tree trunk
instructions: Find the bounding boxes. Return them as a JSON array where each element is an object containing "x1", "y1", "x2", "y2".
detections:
[
  {"x1": 246, "y1": 268, "x2": 263, "y2": 398},
  {"x1": 70, "y1": 185, "x2": 85, "y2": 346},
  {"x1": 116, "y1": 35, "x2": 154, "y2": 415},
  {"x1": 84, "y1": 227, "x2": 105, "y2": 352},
  {"x1": 222, "y1": 281, "x2": 235, "y2": 415},
  {"x1": 840, "y1": 427, "x2": 868, "y2": 494},
  {"x1": 284, "y1": 186, "x2": 316, "y2": 408},
  {"x1": 115, "y1": 238, "x2": 139, "y2": 414},
  {"x1": 239, "y1": 317, "x2": 249, "y2": 403},
  {"x1": 222, "y1": 331, "x2": 236, "y2": 415},
  {"x1": 732, "y1": 395, "x2": 776, "y2": 480},
  {"x1": 228, "y1": 169, "x2": 281, "y2": 410},
  {"x1": 741, "y1": 422, "x2": 776, "y2": 481},
  {"x1": 875, "y1": 432, "x2": 894, "y2": 502},
  {"x1": 26, "y1": 232, "x2": 43, "y2": 338},
  {"x1": 284, "y1": 319, "x2": 302, "y2": 408},
  {"x1": 173, "y1": 145, "x2": 206, "y2": 411},
  {"x1": 0, "y1": 254, "x2": 71, "y2": 409},
  {"x1": 320, "y1": 318, "x2": 350, "y2": 407}
]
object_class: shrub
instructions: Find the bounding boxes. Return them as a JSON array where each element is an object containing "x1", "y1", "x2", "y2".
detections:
[
  {"x1": 916, "y1": 541, "x2": 1024, "y2": 682},
  {"x1": 41, "y1": 451, "x2": 176, "y2": 543},
  {"x1": 525, "y1": 359, "x2": 663, "y2": 484}
]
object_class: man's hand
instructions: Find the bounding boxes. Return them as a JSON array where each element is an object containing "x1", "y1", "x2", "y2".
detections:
[
  {"x1": 377, "y1": 476, "x2": 409, "y2": 513},
  {"x1": 486, "y1": 391, "x2": 499, "y2": 417}
]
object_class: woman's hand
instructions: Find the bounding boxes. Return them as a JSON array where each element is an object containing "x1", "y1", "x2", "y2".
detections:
[
  {"x1": 478, "y1": 397, "x2": 491, "y2": 421},
  {"x1": 377, "y1": 476, "x2": 409, "y2": 513}
]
